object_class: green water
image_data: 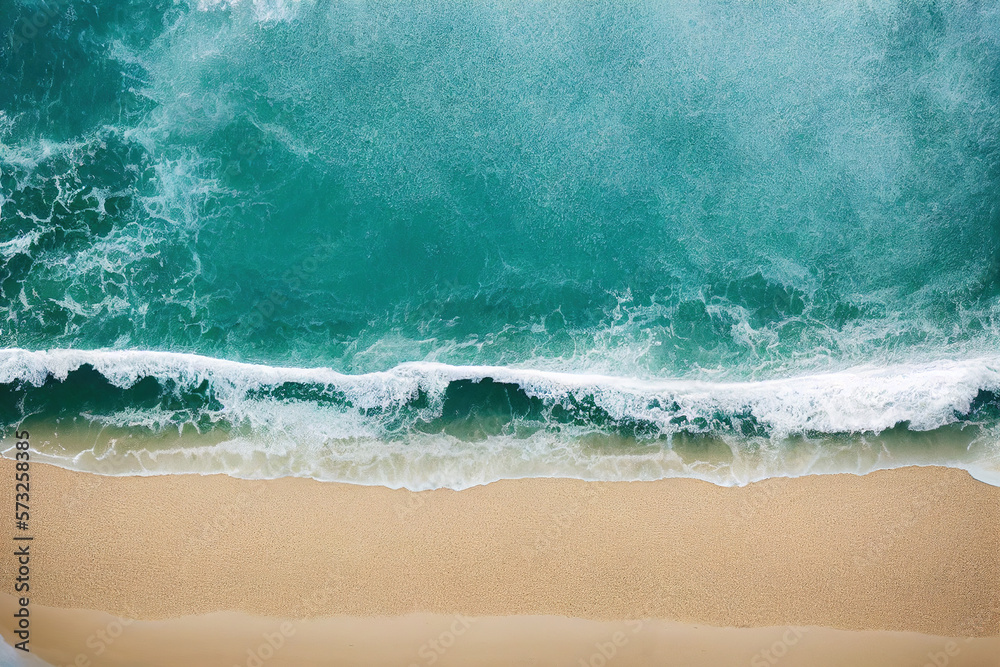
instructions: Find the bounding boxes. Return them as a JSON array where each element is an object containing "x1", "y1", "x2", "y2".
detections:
[{"x1": 2, "y1": 0, "x2": 999, "y2": 375}]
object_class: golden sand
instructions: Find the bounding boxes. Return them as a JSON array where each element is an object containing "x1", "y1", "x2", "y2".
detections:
[{"x1": 1, "y1": 461, "x2": 998, "y2": 665}]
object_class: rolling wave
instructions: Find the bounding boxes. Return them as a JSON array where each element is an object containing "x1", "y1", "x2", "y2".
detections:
[{"x1": 1, "y1": 348, "x2": 998, "y2": 488}]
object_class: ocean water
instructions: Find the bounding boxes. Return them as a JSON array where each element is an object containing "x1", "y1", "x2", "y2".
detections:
[{"x1": 2, "y1": 0, "x2": 1000, "y2": 487}]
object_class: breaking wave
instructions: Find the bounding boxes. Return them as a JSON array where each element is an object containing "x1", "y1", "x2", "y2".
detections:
[{"x1": 1, "y1": 349, "x2": 998, "y2": 488}]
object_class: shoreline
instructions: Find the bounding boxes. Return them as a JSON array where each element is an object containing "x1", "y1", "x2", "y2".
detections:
[{"x1": 3, "y1": 348, "x2": 1000, "y2": 491}]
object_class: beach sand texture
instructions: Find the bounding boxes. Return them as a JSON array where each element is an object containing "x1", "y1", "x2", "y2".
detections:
[{"x1": 1, "y1": 461, "x2": 998, "y2": 665}]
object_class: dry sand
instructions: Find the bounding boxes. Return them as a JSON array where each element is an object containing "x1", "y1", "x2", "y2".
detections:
[{"x1": 0, "y1": 461, "x2": 998, "y2": 665}]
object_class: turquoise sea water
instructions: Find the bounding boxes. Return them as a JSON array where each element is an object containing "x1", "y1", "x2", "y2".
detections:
[{"x1": 2, "y1": 0, "x2": 1000, "y2": 487}]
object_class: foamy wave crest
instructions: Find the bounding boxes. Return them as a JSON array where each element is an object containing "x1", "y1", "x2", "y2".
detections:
[
  {"x1": 0, "y1": 348, "x2": 998, "y2": 488},
  {"x1": 2, "y1": 348, "x2": 999, "y2": 433}
]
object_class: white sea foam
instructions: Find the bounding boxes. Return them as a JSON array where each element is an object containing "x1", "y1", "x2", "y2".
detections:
[
  {"x1": 0, "y1": 230, "x2": 42, "y2": 261},
  {"x1": 1, "y1": 347, "x2": 999, "y2": 432},
  {"x1": 0, "y1": 348, "x2": 998, "y2": 488},
  {"x1": 195, "y1": 0, "x2": 308, "y2": 22}
]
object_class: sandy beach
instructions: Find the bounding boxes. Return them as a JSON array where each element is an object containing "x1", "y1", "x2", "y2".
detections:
[
  {"x1": 1, "y1": 461, "x2": 998, "y2": 665},
  {"x1": 7, "y1": 1, "x2": 1000, "y2": 665}
]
